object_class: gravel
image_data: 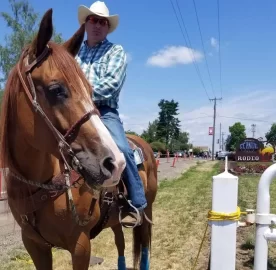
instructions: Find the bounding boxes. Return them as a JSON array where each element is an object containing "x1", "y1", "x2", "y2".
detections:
[{"x1": 0, "y1": 212, "x2": 22, "y2": 263}]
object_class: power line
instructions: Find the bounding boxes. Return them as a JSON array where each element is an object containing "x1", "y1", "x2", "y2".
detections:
[
  {"x1": 217, "y1": 0, "x2": 223, "y2": 98},
  {"x1": 217, "y1": 115, "x2": 270, "y2": 123},
  {"x1": 192, "y1": 0, "x2": 216, "y2": 98},
  {"x1": 125, "y1": 115, "x2": 271, "y2": 126},
  {"x1": 169, "y1": 0, "x2": 211, "y2": 100}
]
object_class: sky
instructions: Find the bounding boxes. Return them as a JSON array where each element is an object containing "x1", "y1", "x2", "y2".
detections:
[{"x1": 1, "y1": 0, "x2": 276, "y2": 151}]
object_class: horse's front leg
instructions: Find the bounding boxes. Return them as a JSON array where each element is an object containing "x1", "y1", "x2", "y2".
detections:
[
  {"x1": 70, "y1": 232, "x2": 91, "y2": 270},
  {"x1": 22, "y1": 232, "x2": 53, "y2": 270},
  {"x1": 112, "y1": 223, "x2": 127, "y2": 270}
]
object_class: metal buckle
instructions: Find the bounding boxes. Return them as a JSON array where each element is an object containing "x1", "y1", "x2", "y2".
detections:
[
  {"x1": 21, "y1": 214, "x2": 28, "y2": 224},
  {"x1": 102, "y1": 192, "x2": 114, "y2": 205}
]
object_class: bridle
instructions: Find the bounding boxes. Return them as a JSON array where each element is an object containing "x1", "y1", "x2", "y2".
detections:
[
  {"x1": 13, "y1": 44, "x2": 99, "y2": 226},
  {"x1": 17, "y1": 45, "x2": 94, "y2": 175}
]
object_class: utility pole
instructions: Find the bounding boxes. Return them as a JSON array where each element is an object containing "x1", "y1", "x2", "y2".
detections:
[
  {"x1": 251, "y1": 124, "x2": 256, "y2": 138},
  {"x1": 222, "y1": 132, "x2": 225, "y2": 151},
  {"x1": 210, "y1": 97, "x2": 222, "y2": 161},
  {"x1": 219, "y1": 123, "x2": 222, "y2": 151}
]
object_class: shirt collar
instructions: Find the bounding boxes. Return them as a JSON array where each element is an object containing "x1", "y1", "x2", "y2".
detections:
[{"x1": 83, "y1": 38, "x2": 108, "y2": 49}]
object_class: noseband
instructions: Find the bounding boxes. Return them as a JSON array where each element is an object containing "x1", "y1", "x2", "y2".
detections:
[
  {"x1": 13, "y1": 45, "x2": 99, "y2": 228},
  {"x1": 16, "y1": 45, "x2": 94, "y2": 174}
]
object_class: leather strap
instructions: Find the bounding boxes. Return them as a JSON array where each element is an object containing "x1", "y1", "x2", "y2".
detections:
[{"x1": 16, "y1": 170, "x2": 82, "y2": 215}]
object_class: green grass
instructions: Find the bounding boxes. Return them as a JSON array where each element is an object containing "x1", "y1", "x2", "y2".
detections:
[
  {"x1": 1, "y1": 161, "x2": 219, "y2": 270},
  {"x1": 4, "y1": 161, "x2": 276, "y2": 270},
  {"x1": 236, "y1": 173, "x2": 276, "y2": 270}
]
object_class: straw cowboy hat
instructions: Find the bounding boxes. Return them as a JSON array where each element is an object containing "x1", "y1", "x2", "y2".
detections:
[{"x1": 78, "y1": 1, "x2": 119, "y2": 34}]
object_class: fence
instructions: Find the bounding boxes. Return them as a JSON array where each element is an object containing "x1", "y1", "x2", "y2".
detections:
[{"x1": 209, "y1": 157, "x2": 276, "y2": 270}]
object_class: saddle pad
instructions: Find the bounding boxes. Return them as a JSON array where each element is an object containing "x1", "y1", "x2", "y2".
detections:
[{"x1": 127, "y1": 138, "x2": 147, "y2": 164}]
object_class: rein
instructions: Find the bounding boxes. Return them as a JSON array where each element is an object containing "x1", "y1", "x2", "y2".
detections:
[{"x1": 13, "y1": 45, "x2": 99, "y2": 226}]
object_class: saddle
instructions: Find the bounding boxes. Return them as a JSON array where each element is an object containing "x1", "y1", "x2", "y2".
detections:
[{"x1": 90, "y1": 137, "x2": 147, "y2": 239}]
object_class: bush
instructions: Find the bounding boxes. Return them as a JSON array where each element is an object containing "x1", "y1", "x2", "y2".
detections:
[
  {"x1": 193, "y1": 147, "x2": 201, "y2": 156},
  {"x1": 150, "y1": 141, "x2": 166, "y2": 152}
]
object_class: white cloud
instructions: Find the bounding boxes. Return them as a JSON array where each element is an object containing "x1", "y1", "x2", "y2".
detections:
[
  {"x1": 119, "y1": 113, "x2": 129, "y2": 120},
  {"x1": 119, "y1": 90, "x2": 276, "y2": 153},
  {"x1": 146, "y1": 46, "x2": 203, "y2": 67},
  {"x1": 120, "y1": 111, "x2": 159, "y2": 134},
  {"x1": 126, "y1": 52, "x2": 132, "y2": 63},
  {"x1": 179, "y1": 90, "x2": 276, "y2": 151},
  {"x1": 210, "y1": 37, "x2": 219, "y2": 51}
]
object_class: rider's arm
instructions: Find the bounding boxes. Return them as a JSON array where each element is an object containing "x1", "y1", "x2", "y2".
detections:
[{"x1": 93, "y1": 46, "x2": 127, "y2": 101}]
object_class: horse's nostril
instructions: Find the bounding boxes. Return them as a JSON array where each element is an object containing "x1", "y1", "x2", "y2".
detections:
[{"x1": 101, "y1": 156, "x2": 115, "y2": 176}]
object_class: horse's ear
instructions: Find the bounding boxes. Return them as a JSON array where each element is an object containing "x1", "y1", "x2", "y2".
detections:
[
  {"x1": 63, "y1": 24, "x2": 85, "y2": 57},
  {"x1": 30, "y1": 9, "x2": 53, "y2": 58}
]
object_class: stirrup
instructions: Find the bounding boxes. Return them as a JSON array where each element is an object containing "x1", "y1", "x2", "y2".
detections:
[
  {"x1": 119, "y1": 200, "x2": 141, "y2": 229},
  {"x1": 143, "y1": 212, "x2": 154, "y2": 225}
]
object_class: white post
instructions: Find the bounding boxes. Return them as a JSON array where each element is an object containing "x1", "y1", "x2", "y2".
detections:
[
  {"x1": 254, "y1": 163, "x2": 276, "y2": 270},
  {"x1": 209, "y1": 157, "x2": 239, "y2": 270}
]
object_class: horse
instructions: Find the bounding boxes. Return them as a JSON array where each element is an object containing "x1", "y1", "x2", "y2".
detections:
[{"x1": 0, "y1": 8, "x2": 157, "y2": 270}]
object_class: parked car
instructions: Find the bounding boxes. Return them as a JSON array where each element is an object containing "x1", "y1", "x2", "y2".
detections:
[
  {"x1": 175, "y1": 151, "x2": 184, "y2": 157},
  {"x1": 217, "y1": 151, "x2": 229, "y2": 160}
]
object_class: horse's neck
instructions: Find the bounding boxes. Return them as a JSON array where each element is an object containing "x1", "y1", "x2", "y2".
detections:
[{"x1": 11, "y1": 132, "x2": 59, "y2": 190}]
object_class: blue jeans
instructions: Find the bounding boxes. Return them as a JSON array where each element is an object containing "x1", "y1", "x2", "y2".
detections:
[{"x1": 98, "y1": 106, "x2": 147, "y2": 210}]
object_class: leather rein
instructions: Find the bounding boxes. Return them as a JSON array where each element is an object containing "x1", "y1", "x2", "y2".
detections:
[{"x1": 13, "y1": 45, "x2": 98, "y2": 226}]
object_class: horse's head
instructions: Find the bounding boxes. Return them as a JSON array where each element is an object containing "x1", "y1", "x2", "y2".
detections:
[{"x1": 5, "y1": 9, "x2": 125, "y2": 189}]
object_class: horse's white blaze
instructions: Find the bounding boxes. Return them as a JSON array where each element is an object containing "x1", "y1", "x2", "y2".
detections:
[{"x1": 82, "y1": 100, "x2": 126, "y2": 187}]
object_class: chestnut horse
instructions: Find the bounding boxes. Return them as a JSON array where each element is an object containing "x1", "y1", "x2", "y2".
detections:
[{"x1": 0, "y1": 9, "x2": 157, "y2": 270}]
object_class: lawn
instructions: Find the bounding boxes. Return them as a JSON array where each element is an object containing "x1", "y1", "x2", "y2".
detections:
[{"x1": 2, "y1": 161, "x2": 276, "y2": 270}]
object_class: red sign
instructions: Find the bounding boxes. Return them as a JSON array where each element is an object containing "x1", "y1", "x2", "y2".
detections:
[{"x1": 209, "y1": 127, "x2": 213, "y2": 135}]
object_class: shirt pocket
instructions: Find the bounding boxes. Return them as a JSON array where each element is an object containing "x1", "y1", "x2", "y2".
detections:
[{"x1": 93, "y1": 61, "x2": 107, "y2": 78}]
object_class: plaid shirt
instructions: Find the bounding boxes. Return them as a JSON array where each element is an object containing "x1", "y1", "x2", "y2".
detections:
[{"x1": 75, "y1": 39, "x2": 127, "y2": 109}]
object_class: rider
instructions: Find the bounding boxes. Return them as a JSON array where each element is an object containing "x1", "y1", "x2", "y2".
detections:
[{"x1": 76, "y1": 1, "x2": 147, "y2": 227}]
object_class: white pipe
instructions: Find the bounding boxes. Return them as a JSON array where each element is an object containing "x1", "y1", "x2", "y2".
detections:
[
  {"x1": 264, "y1": 228, "x2": 276, "y2": 241},
  {"x1": 254, "y1": 163, "x2": 276, "y2": 270}
]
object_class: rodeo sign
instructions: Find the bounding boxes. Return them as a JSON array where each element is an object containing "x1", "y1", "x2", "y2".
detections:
[{"x1": 235, "y1": 138, "x2": 275, "y2": 162}]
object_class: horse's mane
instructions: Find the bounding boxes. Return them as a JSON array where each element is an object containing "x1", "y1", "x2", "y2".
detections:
[{"x1": 0, "y1": 41, "x2": 93, "y2": 186}]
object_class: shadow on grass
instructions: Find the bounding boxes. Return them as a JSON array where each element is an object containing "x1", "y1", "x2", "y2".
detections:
[
  {"x1": 242, "y1": 256, "x2": 276, "y2": 270},
  {"x1": 240, "y1": 242, "x2": 255, "y2": 250}
]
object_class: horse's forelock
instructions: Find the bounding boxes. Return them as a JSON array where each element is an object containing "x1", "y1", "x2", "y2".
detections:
[{"x1": 47, "y1": 42, "x2": 92, "y2": 101}]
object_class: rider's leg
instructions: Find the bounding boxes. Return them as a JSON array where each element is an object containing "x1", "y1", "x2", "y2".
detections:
[{"x1": 98, "y1": 106, "x2": 147, "y2": 224}]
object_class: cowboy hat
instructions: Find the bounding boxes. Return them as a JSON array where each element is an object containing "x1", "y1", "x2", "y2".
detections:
[{"x1": 78, "y1": 1, "x2": 119, "y2": 34}]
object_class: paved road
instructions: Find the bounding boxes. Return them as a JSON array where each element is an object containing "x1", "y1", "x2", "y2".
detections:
[{"x1": 157, "y1": 157, "x2": 204, "y2": 182}]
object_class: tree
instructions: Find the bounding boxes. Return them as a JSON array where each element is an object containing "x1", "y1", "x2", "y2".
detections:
[
  {"x1": 150, "y1": 141, "x2": 166, "y2": 152},
  {"x1": 193, "y1": 147, "x2": 201, "y2": 156},
  {"x1": 0, "y1": 0, "x2": 64, "y2": 87},
  {"x1": 156, "y1": 99, "x2": 181, "y2": 149},
  {"x1": 141, "y1": 119, "x2": 158, "y2": 143},
  {"x1": 170, "y1": 131, "x2": 189, "y2": 152},
  {"x1": 225, "y1": 122, "x2": 246, "y2": 151},
  {"x1": 125, "y1": 130, "x2": 139, "y2": 136},
  {"x1": 265, "y1": 123, "x2": 276, "y2": 145}
]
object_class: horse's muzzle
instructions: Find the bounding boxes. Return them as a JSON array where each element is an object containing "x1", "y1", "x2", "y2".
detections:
[{"x1": 71, "y1": 148, "x2": 116, "y2": 188}]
